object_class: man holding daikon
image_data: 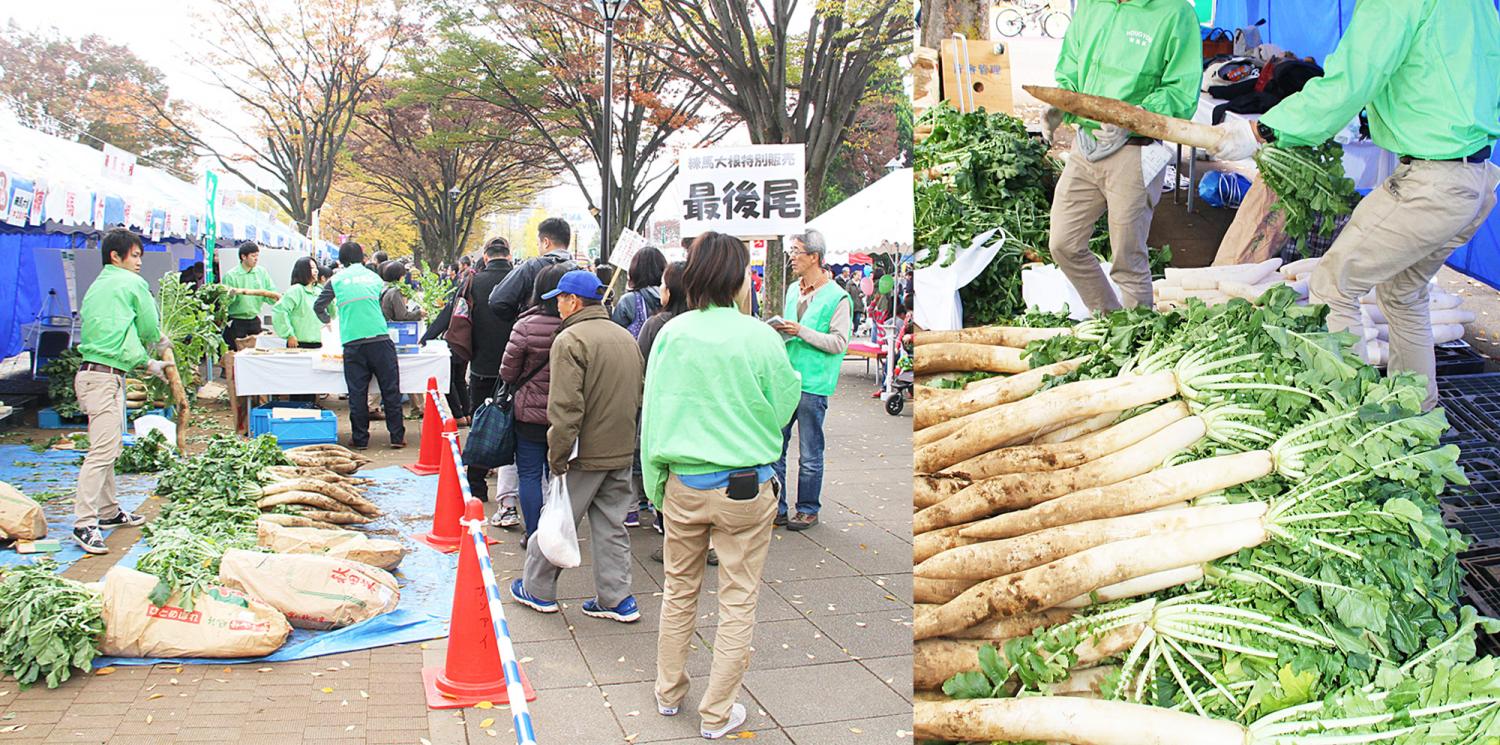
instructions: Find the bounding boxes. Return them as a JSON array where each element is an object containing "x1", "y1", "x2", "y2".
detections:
[
  {"x1": 72, "y1": 229, "x2": 171, "y2": 555},
  {"x1": 1043, "y1": 0, "x2": 1199, "y2": 311},
  {"x1": 1210, "y1": 0, "x2": 1500, "y2": 409}
]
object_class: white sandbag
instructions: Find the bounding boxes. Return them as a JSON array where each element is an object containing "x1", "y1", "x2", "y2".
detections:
[
  {"x1": 217, "y1": 549, "x2": 399, "y2": 630},
  {"x1": 99, "y1": 566, "x2": 290, "y2": 659},
  {"x1": 0, "y1": 482, "x2": 45, "y2": 540}
]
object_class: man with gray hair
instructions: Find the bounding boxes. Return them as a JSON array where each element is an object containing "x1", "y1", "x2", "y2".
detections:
[{"x1": 770, "y1": 230, "x2": 851, "y2": 530}]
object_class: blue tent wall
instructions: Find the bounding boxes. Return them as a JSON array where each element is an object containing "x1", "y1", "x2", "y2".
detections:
[
  {"x1": 0, "y1": 228, "x2": 49, "y2": 360},
  {"x1": 1213, "y1": 0, "x2": 1500, "y2": 289}
]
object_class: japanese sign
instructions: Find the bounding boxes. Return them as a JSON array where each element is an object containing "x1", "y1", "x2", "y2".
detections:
[
  {"x1": 609, "y1": 228, "x2": 649, "y2": 271},
  {"x1": 204, "y1": 171, "x2": 219, "y2": 284},
  {"x1": 102, "y1": 144, "x2": 137, "y2": 181},
  {"x1": 5, "y1": 188, "x2": 33, "y2": 227},
  {"x1": 679, "y1": 144, "x2": 805, "y2": 237}
]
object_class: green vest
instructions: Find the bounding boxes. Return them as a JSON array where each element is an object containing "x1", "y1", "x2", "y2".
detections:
[
  {"x1": 329, "y1": 265, "x2": 389, "y2": 344},
  {"x1": 783, "y1": 282, "x2": 849, "y2": 396}
]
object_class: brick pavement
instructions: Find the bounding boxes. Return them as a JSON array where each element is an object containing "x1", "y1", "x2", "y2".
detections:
[{"x1": 0, "y1": 359, "x2": 912, "y2": 744}]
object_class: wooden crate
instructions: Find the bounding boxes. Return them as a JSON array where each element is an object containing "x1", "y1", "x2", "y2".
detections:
[{"x1": 938, "y1": 38, "x2": 1014, "y2": 115}]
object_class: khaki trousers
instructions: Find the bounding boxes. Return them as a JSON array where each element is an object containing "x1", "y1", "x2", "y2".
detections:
[
  {"x1": 1310, "y1": 160, "x2": 1500, "y2": 409},
  {"x1": 655, "y1": 475, "x2": 776, "y2": 731},
  {"x1": 1048, "y1": 143, "x2": 1165, "y2": 311},
  {"x1": 74, "y1": 370, "x2": 126, "y2": 528}
]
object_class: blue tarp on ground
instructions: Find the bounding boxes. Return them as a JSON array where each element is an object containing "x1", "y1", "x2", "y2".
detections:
[
  {"x1": 1209, "y1": 0, "x2": 1500, "y2": 289},
  {"x1": 93, "y1": 466, "x2": 458, "y2": 666},
  {"x1": 0, "y1": 444, "x2": 152, "y2": 571}
]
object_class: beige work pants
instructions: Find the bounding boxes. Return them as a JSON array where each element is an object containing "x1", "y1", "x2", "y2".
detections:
[
  {"x1": 655, "y1": 475, "x2": 776, "y2": 732},
  {"x1": 1048, "y1": 143, "x2": 1165, "y2": 311},
  {"x1": 74, "y1": 370, "x2": 126, "y2": 528},
  {"x1": 1310, "y1": 159, "x2": 1500, "y2": 409}
]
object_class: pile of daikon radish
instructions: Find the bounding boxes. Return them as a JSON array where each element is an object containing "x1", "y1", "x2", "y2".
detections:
[
  {"x1": 1153, "y1": 258, "x2": 1477, "y2": 367},
  {"x1": 910, "y1": 287, "x2": 1496, "y2": 744}
]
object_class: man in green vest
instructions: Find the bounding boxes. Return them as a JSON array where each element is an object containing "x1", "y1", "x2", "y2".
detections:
[
  {"x1": 771, "y1": 230, "x2": 851, "y2": 531},
  {"x1": 72, "y1": 229, "x2": 172, "y2": 554},
  {"x1": 1209, "y1": 0, "x2": 1500, "y2": 411},
  {"x1": 314, "y1": 242, "x2": 406, "y2": 449},
  {"x1": 221, "y1": 241, "x2": 280, "y2": 350},
  {"x1": 1044, "y1": 0, "x2": 1200, "y2": 311}
]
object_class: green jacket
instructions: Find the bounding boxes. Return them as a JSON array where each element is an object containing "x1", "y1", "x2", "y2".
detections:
[
  {"x1": 641, "y1": 306, "x2": 802, "y2": 509},
  {"x1": 77, "y1": 265, "x2": 161, "y2": 373},
  {"x1": 1260, "y1": 0, "x2": 1500, "y2": 160},
  {"x1": 223, "y1": 264, "x2": 276, "y2": 320},
  {"x1": 1055, "y1": 0, "x2": 1201, "y2": 132},
  {"x1": 272, "y1": 284, "x2": 322, "y2": 345}
]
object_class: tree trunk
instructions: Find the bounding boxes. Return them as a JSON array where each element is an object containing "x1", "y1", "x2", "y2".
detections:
[
  {"x1": 921, "y1": 0, "x2": 989, "y2": 46},
  {"x1": 763, "y1": 238, "x2": 786, "y2": 320}
]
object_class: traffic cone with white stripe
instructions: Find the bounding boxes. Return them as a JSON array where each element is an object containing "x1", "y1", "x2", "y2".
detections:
[
  {"x1": 404, "y1": 379, "x2": 445, "y2": 475},
  {"x1": 423, "y1": 497, "x2": 536, "y2": 709}
]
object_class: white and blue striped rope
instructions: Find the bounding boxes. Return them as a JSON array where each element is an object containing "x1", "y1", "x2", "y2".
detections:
[{"x1": 446, "y1": 432, "x2": 538, "y2": 745}]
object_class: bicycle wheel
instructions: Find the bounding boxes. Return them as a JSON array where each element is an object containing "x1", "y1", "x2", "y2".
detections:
[
  {"x1": 994, "y1": 8, "x2": 1025, "y2": 37},
  {"x1": 1041, "y1": 10, "x2": 1070, "y2": 38}
]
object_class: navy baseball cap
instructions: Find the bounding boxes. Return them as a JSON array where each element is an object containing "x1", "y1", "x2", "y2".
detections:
[{"x1": 542, "y1": 269, "x2": 606, "y2": 301}]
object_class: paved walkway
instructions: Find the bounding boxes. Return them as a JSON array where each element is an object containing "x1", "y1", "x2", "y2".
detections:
[{"x1": 0, "y1": 359, "x2": 913, "y2": 744}]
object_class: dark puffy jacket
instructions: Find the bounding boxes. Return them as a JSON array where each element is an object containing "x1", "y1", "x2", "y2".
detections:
[
  {"x1": 499, "y1": 306, "x2": 562, "y2": 426},
  {"x1": 422, "y1": 259, "x2": 513, "y2": 376}
]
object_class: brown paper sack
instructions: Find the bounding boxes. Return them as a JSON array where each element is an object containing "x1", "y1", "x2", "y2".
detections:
[
  {"x1": 99, "y1": 566, "x2": 290, "y2": 658},
  {"x1": 0, "y1": 482, "x2": 47, "y2": 540},
  {"x1": 1213, "y1": 177, "x2": 1288, "y2": 266},
  {"x1": 218, "y1": 549, "x2": 400, "y2": 630},
  {"x1": 255, "y1": 519, "x2": 405, "y2": 571}
]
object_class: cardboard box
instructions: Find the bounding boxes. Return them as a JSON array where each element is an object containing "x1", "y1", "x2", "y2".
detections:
[{"x1": 939, "y1": 38, "x2": 1014, "y2": 115}]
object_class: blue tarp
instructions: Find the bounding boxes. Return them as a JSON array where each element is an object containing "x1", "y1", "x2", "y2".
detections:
[
  {"x1": 93, "y1": 465, "x2": 458, "y2": 666},
  {"x1": 1210, "y1": 0, "x2": 1500, "y2": 289},
  {"x1": 0, "y1": 444, "x2": 152, "y2": 572}
]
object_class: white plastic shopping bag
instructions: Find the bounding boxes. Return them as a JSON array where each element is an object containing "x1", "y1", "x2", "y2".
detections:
[{"x1": 536, "y1": 475, "x2": 580, "y2": 568}]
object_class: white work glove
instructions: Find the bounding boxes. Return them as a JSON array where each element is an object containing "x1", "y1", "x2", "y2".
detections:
[
  {"x1": 145, "y1": 359, "x2": 172, "y2": 381},
  {"x1": 1210, "y1": 119, "x2": 1262, "y2": 162},
  {"x1": 1078, "y1": 124, "x2": 1131, "y2": 163},
  {"x1": 1041, "y1": 106, "x2": 1065, "y2": 144},
  {"x1": 154, "y1": 336, "x2": 173, "y2": 354}
]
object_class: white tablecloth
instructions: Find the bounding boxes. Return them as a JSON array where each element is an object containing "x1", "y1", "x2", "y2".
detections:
[
  {"x1": 1193, "y1": 92, "x2": 1396, "y2": 191},
  {"x1": 232, "y1": 346, "x2": 451, "y2": 396}
]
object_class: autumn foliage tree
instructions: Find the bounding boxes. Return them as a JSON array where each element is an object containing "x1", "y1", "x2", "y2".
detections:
[
  {"x1": 0, "y1": 21, "x2": 197, "y2": 175},
  {"x1": 344, "y1": 72, "x2": 557, "y2": 267},
  {"x1": 153, "y1": 0, "x2": 406, "y2": 235},
  {"x1": 423, "y1": 0, "x2": 733, "y2": 257}
]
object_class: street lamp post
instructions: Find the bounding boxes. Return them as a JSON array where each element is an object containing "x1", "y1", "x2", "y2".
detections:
[
  {"x1": 593, "y1": 0, "x2": 629, "y2": 262},
  {"x1": 447, "y1": 185, "x2": 461, "y2": 261}
]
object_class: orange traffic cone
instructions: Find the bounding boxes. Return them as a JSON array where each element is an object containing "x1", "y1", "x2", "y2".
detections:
[
  {"x1": 423, "y1": 497, "x2": 536, "y2": 709},
  {"x1": 404, "y1": 379, "x2": 444, "y2": 476},
  {"x1": 417, "y1": 424, "x2": 465, "y2": 552}
]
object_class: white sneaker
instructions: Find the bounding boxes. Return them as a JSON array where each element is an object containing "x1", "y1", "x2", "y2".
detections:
[
  {"x1": 657, "y1": 696, "x2": 679, "y2": 717},
  {"x1": 701, "y1": 703, "x2": 746, "y2": 739}
]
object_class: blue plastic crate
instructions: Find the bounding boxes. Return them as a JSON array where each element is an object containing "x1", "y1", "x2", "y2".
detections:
[
  {"x1": 388, "y1": 321, "x2": 421, "y2": 346},
  {"x1": 37, "y1": 407, "x2": 86, "y2": 430},
  {"x1": 249, "y1": 402, "x2": 338, "y2": 447}
]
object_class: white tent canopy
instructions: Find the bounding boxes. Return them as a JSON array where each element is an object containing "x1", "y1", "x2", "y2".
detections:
[{"x1": 806, "y1": 168, "x2": 913, "y2": 263}]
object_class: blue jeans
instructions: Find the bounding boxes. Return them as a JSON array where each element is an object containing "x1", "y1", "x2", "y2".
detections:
[
  {"x1": 515, "y1": 436, "x2": 549, "y2": 539},
  {"x1": 773, "y1": 392, "x2": 828, "y2": 517}
]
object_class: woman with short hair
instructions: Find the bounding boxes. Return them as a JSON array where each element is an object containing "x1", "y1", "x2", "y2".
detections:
[
  {"x1": 641, "y1": 232, "x2": 802, "y2": 739},
  {"x1": 611, "y1": 246, "x2": 667, "y2": 337}
]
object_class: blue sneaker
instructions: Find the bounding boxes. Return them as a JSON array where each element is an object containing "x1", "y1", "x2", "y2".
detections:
[
  {"x1": 582, "y1": 596, "x2": 640, "y2": 623},
  {"x1": 509, "y1": 579, "x2": 558, "y2": 614},
  {"x1": 624, "y1": 510, "x2": 641, "y2": 528}
]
